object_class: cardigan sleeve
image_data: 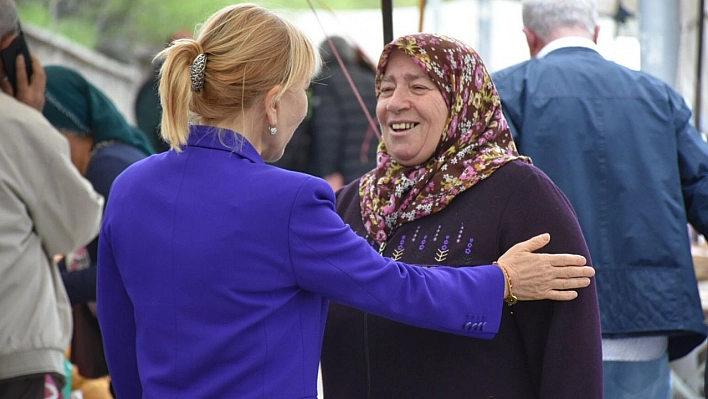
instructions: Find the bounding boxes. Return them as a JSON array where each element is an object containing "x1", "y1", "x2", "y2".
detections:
[
  {"x1": 498, "y1": 165, "x2": 603, "y2": 398},
  {"x1": 288, "y1": 177, "x2": 505, "y2": 338}
]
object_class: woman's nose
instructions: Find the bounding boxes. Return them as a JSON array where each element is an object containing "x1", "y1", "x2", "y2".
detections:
[{"x1": 385, "y1": 88, "x2": 410, "y2": 113}]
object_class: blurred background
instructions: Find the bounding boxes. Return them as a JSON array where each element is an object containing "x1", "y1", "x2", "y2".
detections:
[
  {"x1": 17, "y1": 0, "x2": 704, "y2": 130},
  {"x1": 15, "y1": 1, "x2": 708, "y2": 397}
]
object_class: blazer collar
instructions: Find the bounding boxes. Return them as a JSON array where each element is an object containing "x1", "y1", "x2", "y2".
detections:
[{"x1": 186, "y1": 125, "x2": 264, "y2": 164}]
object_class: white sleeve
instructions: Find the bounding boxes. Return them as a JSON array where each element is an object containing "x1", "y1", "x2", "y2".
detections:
[{"x1": 19, "y1": 115, "x2": 104, "y2": 256}]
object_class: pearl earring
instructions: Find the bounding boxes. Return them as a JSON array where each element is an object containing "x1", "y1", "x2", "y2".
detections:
[{"x1": 268, "y1": 126, "x2": 277, "y2": 135}]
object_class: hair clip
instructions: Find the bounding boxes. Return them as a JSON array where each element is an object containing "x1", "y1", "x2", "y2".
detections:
[{"x1": 190, "y1": 53, "x2": 207, "y2": 92}]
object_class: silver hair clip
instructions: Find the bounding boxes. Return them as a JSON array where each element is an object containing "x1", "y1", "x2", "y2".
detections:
[{"x1": 190, "y1": 53, "x2": 207, "y2": 92}]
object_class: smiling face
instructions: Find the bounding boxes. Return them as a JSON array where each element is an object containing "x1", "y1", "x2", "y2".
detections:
[{"x1": 376, "y1": 50, "x2": 449, "y2": 167}]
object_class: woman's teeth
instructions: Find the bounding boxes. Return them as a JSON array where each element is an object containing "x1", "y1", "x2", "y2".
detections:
[{"x1": 391, "y1": 122, "x2": 416, "y2": 131}]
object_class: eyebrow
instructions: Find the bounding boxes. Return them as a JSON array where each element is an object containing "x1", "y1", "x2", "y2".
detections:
[{"x1": 381, "y1": 72, "x2": 431, "y2": 83}]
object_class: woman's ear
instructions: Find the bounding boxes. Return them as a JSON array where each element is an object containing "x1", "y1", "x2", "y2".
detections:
[{"x1": 264, "y1": 85, "x2": 282, "y2": 127}]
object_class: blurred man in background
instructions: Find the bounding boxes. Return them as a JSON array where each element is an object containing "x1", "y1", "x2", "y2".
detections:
[
  {"x1": 0, "y1": 1, "x2": 104, "y2": 397},
  {"x1": 493, "y1": 0, "x2": 708, "y2": 397}
]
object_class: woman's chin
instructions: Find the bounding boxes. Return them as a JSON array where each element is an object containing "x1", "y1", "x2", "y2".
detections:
[{"x1": 390, "y1": 153, "x2": 424, "y2": 167}]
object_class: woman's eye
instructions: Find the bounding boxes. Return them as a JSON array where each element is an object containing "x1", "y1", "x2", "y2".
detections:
[{"x1": 379, "y1": 87, "x2": 394, "y2": 95}]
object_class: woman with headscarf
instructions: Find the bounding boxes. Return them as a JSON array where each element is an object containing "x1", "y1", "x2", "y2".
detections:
[
  {"x1": 42, "y1": 64, "x2": 153, "y2": 382},
  {"x1": 321, "y1": 33, "x2": 603, "y2": 398}
]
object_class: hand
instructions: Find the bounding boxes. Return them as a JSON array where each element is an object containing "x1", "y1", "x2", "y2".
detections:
[
  {"x1": 496, "y1": 233, "x2": 594, "y2": 302},
  {"x1": 0, "y1": 54, "x2": 46, "y2": 111}
]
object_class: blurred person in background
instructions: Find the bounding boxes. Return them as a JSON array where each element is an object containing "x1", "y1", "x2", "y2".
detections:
[
  {"x1": 134, "y1": 29, "x2": 192, "y2": 153},
  {"x1": 42, "y1": 64, "x2": 153, "y2": 388},
  {"x1": 0, "y1": 1, "x2": 104, "y2": 397},
  {"x1": 305, "y1": 35, "x2": 378, "y2": 191},
  {"x1": 492, "y1": 0, "x2": 708, "y2": 397}
]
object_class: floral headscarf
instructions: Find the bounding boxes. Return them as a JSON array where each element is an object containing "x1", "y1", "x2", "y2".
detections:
[{"x1": 359, "y1": 33, "x2": 530, "y2": 244}]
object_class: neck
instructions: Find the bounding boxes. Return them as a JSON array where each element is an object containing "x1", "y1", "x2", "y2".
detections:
[
  {"x1": 207, "y1": 109, "x2": 268, "y2": 156},
  {"x1": 527, "y1": 24, "x2": 598, "y2": 58}
]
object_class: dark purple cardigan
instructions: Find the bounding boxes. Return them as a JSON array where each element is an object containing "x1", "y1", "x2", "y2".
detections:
[{"x1": 322, "y1": 160, "x2": 603, "y2": 399}]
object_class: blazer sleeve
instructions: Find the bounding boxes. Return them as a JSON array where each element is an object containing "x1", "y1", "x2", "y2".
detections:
[
  {"x1": 287, "y1": 177, "x2": 505, "y2": 338},
  {"x1": 498, "y1": 166, "x2": 603, "y2": 398}
]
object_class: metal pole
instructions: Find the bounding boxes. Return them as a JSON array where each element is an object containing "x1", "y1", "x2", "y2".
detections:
[
  {"x1": 695, "y1": 0, "x2": 706, "y2": 131},
  {"x1": 477, "y1": 0, "x2": 492, "y2": 65},
  {"x1": 382, "y1": 0, "x2": 393, "y2": 46},
  {"x1": 639, "y1": 0, "x2": 680, "y2": 88},
  {"x1": 418, "y1": 0, "x2": 426, "y2": 32}
]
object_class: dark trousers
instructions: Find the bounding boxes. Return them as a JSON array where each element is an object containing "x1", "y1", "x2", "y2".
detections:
[{"x1": 0, "y1": 373, "x2": 65, "y2": 399}]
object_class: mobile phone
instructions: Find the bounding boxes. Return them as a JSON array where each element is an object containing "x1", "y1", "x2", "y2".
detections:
[{"x1": 0, "y1": 28, "x2": 34, "y2": 96}]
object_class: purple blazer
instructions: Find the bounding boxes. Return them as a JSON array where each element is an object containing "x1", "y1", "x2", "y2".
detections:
[{"x1": 97, "y1": 126, "x2": 505, "y2": 399}]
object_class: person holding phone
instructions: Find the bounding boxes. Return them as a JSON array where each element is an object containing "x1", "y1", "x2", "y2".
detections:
[
  {"x1": 0, "y1": 1, "x2": 105, "y2": 398},
  {"x1": 0, "y1": 4, "x2": 43, "y2": 111},
  {"x1": 0, "y1": 21, "x2": 32, "y2": 92}
]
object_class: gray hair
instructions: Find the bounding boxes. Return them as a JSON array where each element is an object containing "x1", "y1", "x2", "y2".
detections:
[
  {"x1": 522, "y1": 0, "x2": 598, "y2": 42},
  {"x1": 0, "y1": 0, "x2": 19, "y2": 39}
]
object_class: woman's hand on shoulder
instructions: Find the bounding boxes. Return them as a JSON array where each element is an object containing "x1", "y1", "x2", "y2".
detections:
[{"x1": 496, "y1": 233, "x2": 594, "y2": 302}]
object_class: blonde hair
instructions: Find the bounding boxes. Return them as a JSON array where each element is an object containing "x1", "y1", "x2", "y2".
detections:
[{"x1": 156, "y1": 3, "x2": 320, "y2": 151}]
